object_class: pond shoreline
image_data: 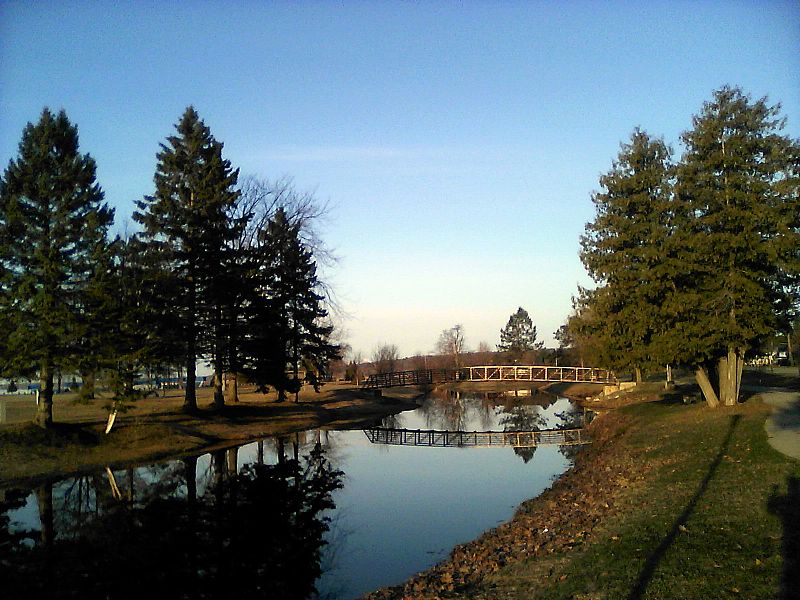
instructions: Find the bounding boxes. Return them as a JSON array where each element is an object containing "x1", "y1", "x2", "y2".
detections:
[
  {"x1": 0, "y1": 380, "x2": 604, "y2": 489},
  {"x1": 0, "y1": 383, "x2": 420, "y2": 488},
  {"x1": 363, "y1": 406, "x2": 632, "y2": 599}
]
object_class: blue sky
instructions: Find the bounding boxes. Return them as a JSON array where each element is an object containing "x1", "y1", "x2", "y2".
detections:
[{"x1": 2, "y1": 1, "x2": 798, "y2": 359}]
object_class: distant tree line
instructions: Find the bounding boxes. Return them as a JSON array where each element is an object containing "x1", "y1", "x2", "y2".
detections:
[
  {"x1": 351, "y1": 309, "x2": 549, "y2": 380},
  {"x1": 569, "y1": 86, "x2": 799, "y2": 406},
  {"x1": 0, "y1": 107, "x2": 340, "y2": 427}
]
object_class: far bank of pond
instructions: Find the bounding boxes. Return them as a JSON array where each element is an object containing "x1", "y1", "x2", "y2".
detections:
[
  {"x1": 0, "y1": 383, "x2": 421, "y2": 486},
  {"x1": 0, "y1": 386, "x2": 589, "y2": 599}
]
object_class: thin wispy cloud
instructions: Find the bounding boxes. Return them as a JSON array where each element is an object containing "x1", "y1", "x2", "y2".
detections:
[{"x1": 245, "y1": 144, "x2": 513, "y2": 164}]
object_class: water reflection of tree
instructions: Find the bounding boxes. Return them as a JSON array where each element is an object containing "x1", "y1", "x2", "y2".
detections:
[
  {"x1": 477, "y1": 396, "x2": 495, "y2": 430},
  {"x1": 0, "y1": 444, "x2": 343, "y2": 599},
  {"x1": 380, "y1": 413, "x2": 404, "y2": 429},
  {"x1": 497, "y1": 401, "x2": 547, "y2": 464},
  {"x1": 419, "y1": 389, "x2": 466, "y2": 430},
  {"x1": 552, "y1": 403, "x2": 589, "y2": 461},
  {"x1": 54, "y1": 462, "x2": 188, "y2": 540},
  {"x1": 421, "y1": 389, "x2": 501, "y2": 431}
]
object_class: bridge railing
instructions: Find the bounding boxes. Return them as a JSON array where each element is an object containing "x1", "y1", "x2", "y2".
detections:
[
  {"x1": 462, "y1": 365, "x2": 616, "y2": 384},
  {"x1": 363, "y1": 426, "x2": 589, "y2": 448},
  {"x1": 361, "y1": 369, "x2": 455, "y2": 389},
  {"x1": 360, "y1": 365, "x2": 616, "y2": 389}
]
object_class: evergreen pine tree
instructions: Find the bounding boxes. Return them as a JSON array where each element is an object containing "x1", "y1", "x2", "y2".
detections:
[
  {"x1": 241, "y1": 208, "x2": 339, "y2": 401},
  {"x1": 579, "y1": 128, "x2": 673, "y2": 382},
  {"x1": 134, "y1": 107, "x2": 240, "y2": 413},
  {"x1": 0, "y1": 109, "x2": 114, "y2": 427},
  {"x1": 73, "y1": 231, "x2": 118, "y2": 402},
  {"x1": 497, "y1": 307, "x2": 539, "y2": 362},
  {"x1": 102, "y1": 236, "x2": 175, "y2": 405},
  {"x1": 667, "y1": 86, "x2": 800, "y2": 406}
]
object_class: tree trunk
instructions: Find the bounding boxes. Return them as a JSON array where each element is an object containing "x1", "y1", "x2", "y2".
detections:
[
  {"x1": 277, "y1": 437, "x2": 286, "y2": 464},
  {"x1": 293, "y1": 336, "x2": 300, "y2": 404},
  {"x1": 224, "y1": 372, "x2": 239, "y2": 403},
  {"x1": 634, "y1": 367, "x2": 643, "y2": 385},
  {"x1": 124, "y1": 364, "x2": 135, "y2": 398},
  {"x1": 184, "y1": 457, "x2": 197, "y2": 505},
  {"x1": 718, "y1": 354, "x2": 731, "y2": 406},
  {"x1": 184, "y1": 338, "x2": 197, "y2": 413},
  {"x1": 719, "y1": 347, "x2": 743, "y2": 406},
  {"x1": 213, "y1": 300, "x2": 225, "y2": 411},
  {"x1": 213, "y1": 360, "x2": 224, "y2": 411},
  {"x1": 37, "y1": 481, "x2": 54, "y2": 546},
  {"x1": 695, "y1": 366, "x2": 720, "y2": 408},
  {"x1": 212, "y1": 450, "x2": 226, "y2": 484},
  {"x1": 183, "y1": 456, "x2": 198, "y2": 597},
  {"x1": 35, "y1": 359, "x2": 54, "y2": 428},
  {"x1": 79, "y1": 370, "x2": 96, "y2": 400},
  {"x1": 735, "y1": 350, "x2": 744, "y2": 403},
  {"x1": 227, "y1": 447, "x2": 238, "y2": 475},
  {"x1": 127, "y1": 467, "x2": 135, "y2": 502}
]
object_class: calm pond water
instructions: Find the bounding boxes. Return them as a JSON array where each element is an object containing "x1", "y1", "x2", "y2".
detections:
[{"x1": 0, "y1": 390, "x2": 587, "y2": 599}]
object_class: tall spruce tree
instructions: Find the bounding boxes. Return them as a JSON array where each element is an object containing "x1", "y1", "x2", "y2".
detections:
[
  {"x1": 497, "y1": 307, "x2": 539, "y2": 362},
  {"x1": 667, "y1": 86, "x2": 800, "y2": 406},
  {"x1": 73, "y1": 232, "x2": 118, "y2": 402},
  {"x1": 240, "y1": 208, "x2": 339, "y2": 401},
  {"x1": 0, "y1": 109, "x2": 114, "y2": 427},
  {"x1": 134, "y1": 107, "x2": 240, "y2": 413},
  {"x1": 579, "y1": 128, "x2": 673, "y2": 382},
  {"x1": 102, "y1": 236, "x2": 174, "y2": 404}
]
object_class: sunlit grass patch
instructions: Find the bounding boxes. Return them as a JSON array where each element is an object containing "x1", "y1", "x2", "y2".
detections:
[{"x1": 484, "y1": 397, "x2": 797, "y2": 599}]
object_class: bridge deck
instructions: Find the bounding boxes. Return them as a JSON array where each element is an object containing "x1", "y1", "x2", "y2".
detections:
[
  {"x1": 363, "y1": 426, "x2": 589, "y2": 448},
  {"x1": 361, "y1": 365, "x2": 616, "y2": 389}
]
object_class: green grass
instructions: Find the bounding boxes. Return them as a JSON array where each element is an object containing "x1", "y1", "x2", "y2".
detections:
[{"x1": 485, "y1": 398, "x2": 799, "y2": 599}]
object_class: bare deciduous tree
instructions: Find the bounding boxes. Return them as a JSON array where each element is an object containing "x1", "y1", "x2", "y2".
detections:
[
  {"x1": 372, "y1": 344, "x2": 399, "y2": 374},
  {"x1": 437, "y1": 324, "x2": 466, "y2": 368}
]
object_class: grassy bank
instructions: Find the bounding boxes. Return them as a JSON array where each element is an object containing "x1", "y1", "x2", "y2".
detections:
[{"x1": 371, "y1": 384, "x2": 798, "y2": 599}]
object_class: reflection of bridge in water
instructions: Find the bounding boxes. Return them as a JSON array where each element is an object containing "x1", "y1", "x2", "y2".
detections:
[
  {"x1": 363, "y1": 427, "x2": 590, "y2": 448},
  {"x1": 361, "y1": 365, "x2": 616, "y2": 389}
]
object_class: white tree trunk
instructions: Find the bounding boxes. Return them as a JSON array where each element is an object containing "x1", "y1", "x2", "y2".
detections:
[
  {"x1": 719, "y1": 348, "x2": 743, "y2": 406},
  {"x1": 224, "y1": 372, "x2": 239, "y2": 403},
  {"x1": 695, "y1": 366, "x2": 720, "y2": 408}
]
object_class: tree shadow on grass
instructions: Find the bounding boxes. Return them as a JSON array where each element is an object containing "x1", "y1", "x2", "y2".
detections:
[
  {"x1": 768, "y1": 475, "x2": 800, "y2": 599},
  {"x1": 627, "y1": 414, "x2": 741, "y2": 600}
]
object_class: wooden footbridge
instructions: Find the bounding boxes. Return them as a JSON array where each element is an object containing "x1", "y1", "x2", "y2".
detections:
[
  {"x1": 361, "y1": 365, "x2": 616, "y2": 389},
  {"x1": 363, "y1": 426, "x2": 590, "y2": 448}
]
